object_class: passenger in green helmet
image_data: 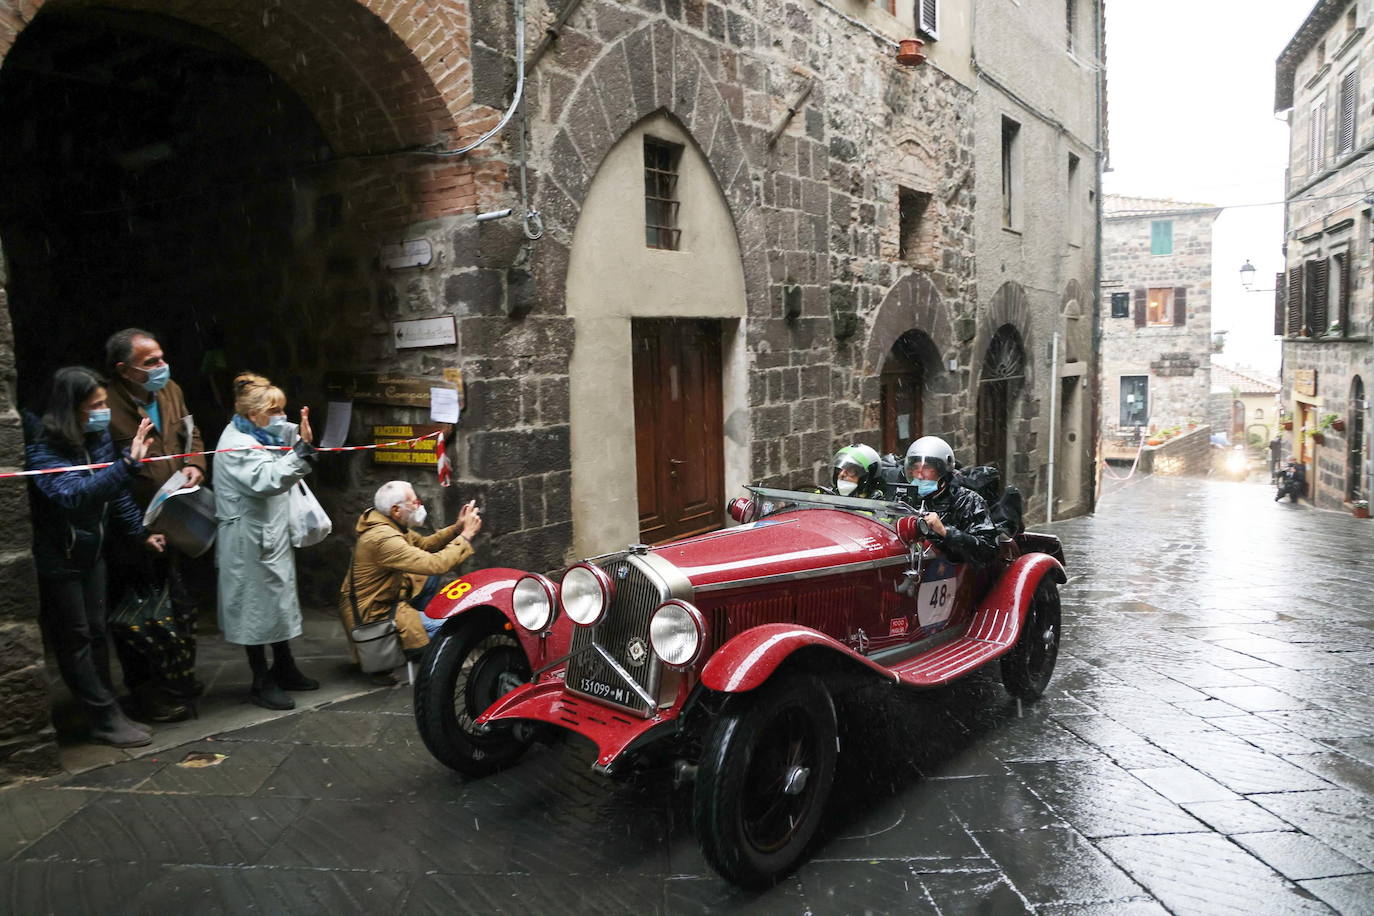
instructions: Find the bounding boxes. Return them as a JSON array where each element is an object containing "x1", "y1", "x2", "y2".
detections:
[{"x1": 830, "y1": 444, "x2": 885, "y2": 498}]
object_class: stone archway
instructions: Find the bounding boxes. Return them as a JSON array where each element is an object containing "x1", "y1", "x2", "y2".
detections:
[
  {"x1": 975, "y1": 282, "x2": 1036, "y2": 487},
  {"x1": 0, "y1": 0, "x2": 473, "y2": 781},
  {"x1": 543, "y1": 22, "x2": 765, "y2": 558}
]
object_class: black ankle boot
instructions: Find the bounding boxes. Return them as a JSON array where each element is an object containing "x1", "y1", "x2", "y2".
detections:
[
  {"x1": 251, "y1": 674, "x2": 294, "y2": 710},
  {"x1": 270, "y1": 664, "x2": 320, "y2": 691}
]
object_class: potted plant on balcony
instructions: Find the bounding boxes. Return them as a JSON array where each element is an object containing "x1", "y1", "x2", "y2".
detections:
[
  {"x1": 1304, "y1": 426, "x2": 1325, "y2": 447},
  {"x1": 1320, "y1": 412, "x2": 1344, "y2": 433},
  {"x1": 1280, "y1": 412, "x2": 1294, "y2": 431},
  {"x1": 1352, "y1": 499, "x2": 1369, "y2": 519}
]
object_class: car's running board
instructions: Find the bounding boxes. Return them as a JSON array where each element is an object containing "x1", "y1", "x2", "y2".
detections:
[{"x1": 890, "y1": 606, "x2": 1017, "y2": 687}]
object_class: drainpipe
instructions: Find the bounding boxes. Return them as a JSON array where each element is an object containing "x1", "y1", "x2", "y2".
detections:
[
  {"x1": 1088, "y1": 0, "x2": 1106, "y2": 514},
  {"x1": 1047, "y1": 331, "x2": 1059, "y2": 523}
]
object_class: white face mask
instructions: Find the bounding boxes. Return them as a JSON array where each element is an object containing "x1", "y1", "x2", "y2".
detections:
[
  {"x1": 836, "y1": 479, "x2": 858, "y2": 496},
  {"x1": 409, "y1": 504, "x2": 428, "y2": 527}
]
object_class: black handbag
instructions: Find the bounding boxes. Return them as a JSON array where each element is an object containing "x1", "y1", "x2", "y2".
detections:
[
  {"x1": 108, "y1": 580, "x2": 196, "y2": 697},
  {"x1": 346, "y1": 560, "x2": 407, "y2": 674}
]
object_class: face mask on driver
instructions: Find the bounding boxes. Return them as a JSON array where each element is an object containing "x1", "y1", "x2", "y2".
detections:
[
  {"x1": 836, "y1": 479, "x2": 858, "y2": 496},
  {"x1": 915, "y1": 479, "x2": 939, "y2": 497}
]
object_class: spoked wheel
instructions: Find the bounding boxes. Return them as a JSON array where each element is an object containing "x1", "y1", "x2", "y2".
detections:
[
  {"x1": 1001, "y1": 578, "x2": 1062, "y2": 700},
  {"x1": 414, "y1": 616, "x2": 532, "y2": 777},
  {"x1": 693, "y1": 674, "x2": 837, "y2": 888}
]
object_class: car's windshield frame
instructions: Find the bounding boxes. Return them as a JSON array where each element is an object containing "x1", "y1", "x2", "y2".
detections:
[{"x1": 745, "y1": 486, "x2": 921, "y2": 530}]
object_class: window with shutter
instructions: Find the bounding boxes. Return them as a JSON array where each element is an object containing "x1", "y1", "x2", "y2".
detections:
[
  {"x1": 1146, "y1": 288, "x2": 1174, "y2": 326},
  {"x1": 918, "y1": 0, "x2": 938, "y2": 39},
  {"x1": 1133, "y1": 288, "x2": 1146, "y2": 328},
  {"x1": 1173, "y1": 287, "x2": 1188, "y2": 326},
  {"x1": 1310, "y1": 100, "x2": 1328, "y2": 173},
  {"x1": 1339, "y1": 70, "x2": 1358, "y2": 155},
  {"x1": 1274, "y1": 274, "x2": 1286, "y2": 337},
  {"x1": 1287, "y1": 265, "x2": 1304, "y2": 336},
  {"x1": 1150, "y1": 220, "x2": 1173, "y2": 255},
  {"x1": 1307, "y1": 257, "x2": 1329, "y2": 336},
  {"x1": 1338, "y1": 253, "x2": 1351, "y2": 335}
]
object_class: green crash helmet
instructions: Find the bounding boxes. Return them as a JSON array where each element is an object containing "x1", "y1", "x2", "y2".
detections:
[{"x1": 831, "y1": 444, "x2": 883, "y2": 498}]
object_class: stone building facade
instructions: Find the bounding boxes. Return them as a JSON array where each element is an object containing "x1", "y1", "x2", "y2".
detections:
[
  {"x1": 1100, "y1": 196, "x2": 1219, "y2": 440},
  {"x1": 0, "y1": 0, "x2": 1103, "y2": 780},
  {"x1": 1275, "y1": 0, "x2": 1374, "y2": 510},
  {"x1": 971, "y1": 0, "x2": 1103, "y2": 521}
]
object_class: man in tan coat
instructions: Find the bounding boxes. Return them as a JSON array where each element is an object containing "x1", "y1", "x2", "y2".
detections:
[
  {"x1": 105, "y1": 328, "x2": 209, "y2": 722},
  {"x1": 340, "y1": 481, "x2": 482, "y2": 662}
]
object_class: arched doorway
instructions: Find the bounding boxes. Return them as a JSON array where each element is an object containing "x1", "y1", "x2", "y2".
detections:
[
  {"x1": 1349, "y1": 376, "x2": 1365, "y2": 501},
  {"x1": 879, "y1": 329, "x2": 941, "y2": 457},
  {"x1": 976, "y1": 324, "x2": 1026, "y2": 471}
]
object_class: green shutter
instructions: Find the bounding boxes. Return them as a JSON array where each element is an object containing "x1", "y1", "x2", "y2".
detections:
[{"x1": 1150, "y1": 220, "x2": 1173, "y2": 255}]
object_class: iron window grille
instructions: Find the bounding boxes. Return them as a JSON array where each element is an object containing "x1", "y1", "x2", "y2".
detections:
[{"x1": 644, "y1": 137, "x2": 683, "y2": 250}]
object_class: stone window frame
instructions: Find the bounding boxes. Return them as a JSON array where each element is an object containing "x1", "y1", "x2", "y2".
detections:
[
  {"x1": 1001, "y1": 116, "x2": 1022, "y2": 232},
  {"x1": 1067, "y1": 152, "x2": 1082, "y2": 246}
]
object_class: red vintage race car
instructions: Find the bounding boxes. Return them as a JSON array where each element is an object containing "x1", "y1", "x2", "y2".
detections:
[{"x1": 414, "y1": 486, "x2": 1066, "y2": 887}]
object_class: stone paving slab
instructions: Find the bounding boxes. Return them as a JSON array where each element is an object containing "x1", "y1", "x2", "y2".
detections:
[{"x1": 2, "y1": 475, "x2": 1372, "y2": 913}]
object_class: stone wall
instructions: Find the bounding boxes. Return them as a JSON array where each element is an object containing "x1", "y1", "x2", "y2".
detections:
[{"x1": 1137, "y1": 425, "x2": 1212, "y2": 477}]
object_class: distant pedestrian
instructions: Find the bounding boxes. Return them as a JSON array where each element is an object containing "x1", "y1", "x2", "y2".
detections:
[
  {"x1": 213, "y1": 372, "x2": 318, "y2": 710},
  {"x1": 25, "y1": 366, "x2": 166, "y2": 747},
  {"x1": 1268, "y1": 435, "x2": 1283, "y2": 481},
  {"x1": 105, "y1": 327, "x2": 207, "y2": 723}
]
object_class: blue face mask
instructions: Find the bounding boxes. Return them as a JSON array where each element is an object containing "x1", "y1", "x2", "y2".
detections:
[
  {"x1": 915, "y1": 479, "x2": 939, "y2": 497},
  {"x1": 265, "y1": 414, "x2": 290, "y2": 437},
  {"x1": 141, "y1": 364, "x2": 171, "y2": 393},
  {"x1": 84, "y1": 408, "x2": 111, "y2": 433}
]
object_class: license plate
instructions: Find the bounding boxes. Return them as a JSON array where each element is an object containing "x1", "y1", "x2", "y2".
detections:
[
  {"x1": 575, "y1": 677, "x2": 636, "y2": 707},
  {"x1": 917, "y1": 577, "x2": 954, "y2": 628}
]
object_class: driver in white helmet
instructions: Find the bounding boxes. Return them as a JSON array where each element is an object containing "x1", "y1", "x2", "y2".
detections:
[{"x1": 902, "y1": 436, "x2": 999, "y2": 566}]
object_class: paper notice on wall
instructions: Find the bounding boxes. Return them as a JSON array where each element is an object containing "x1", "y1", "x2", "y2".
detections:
[
  {"x1": 321, "y1": 401, "x2": 352, "y2": 449},
  {"x1": 430, "y1": 387, "x2": 460, "y2": 424}
]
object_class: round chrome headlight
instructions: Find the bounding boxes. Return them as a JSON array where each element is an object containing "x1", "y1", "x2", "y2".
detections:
[
  {"x1": 512, "y1": 575, "x2": 556, "y2": 632},
  {"x1": 649, "y1": 599, "x2": 706, "y2": 668},
  {"x1": 560, "y1": 563, "x2": 613, "y2": 626}
]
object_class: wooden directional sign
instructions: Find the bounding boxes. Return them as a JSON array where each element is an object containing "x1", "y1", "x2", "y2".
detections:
[{"x1": 324, "y1": 371, "x2": 464, "y2": 409}]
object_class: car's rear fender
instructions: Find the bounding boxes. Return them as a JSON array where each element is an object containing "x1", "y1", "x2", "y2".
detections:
[
  {"x1": 984, "y1": 552, "x2": 1067, "y2": 643},
  {"x1": 699, "y1": 623, "x2": 900, "y2": 694}
]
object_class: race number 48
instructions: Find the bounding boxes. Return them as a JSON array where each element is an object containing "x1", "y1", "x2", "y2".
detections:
[
  {"x1": 441, "y1": 579, "x2": 472, "y2": 601},
  {"x1": 916, "y1": 578, "x2": 953, "y2": 628}
]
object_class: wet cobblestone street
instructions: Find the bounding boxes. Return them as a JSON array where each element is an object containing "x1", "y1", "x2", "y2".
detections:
[{"x1": 3, "y1": 475, "x2": 1373, "y2": 914}]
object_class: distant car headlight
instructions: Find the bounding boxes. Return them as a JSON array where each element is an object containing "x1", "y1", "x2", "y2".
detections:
[
  {"x1": 650, "y1": 599, "x2": 706, "y2": 668},
  {"x1": 512, "y1": 574, "x2": 556, "y2": 632},
  {"x1": 560, "y1": 563, "x2": 613, "y2": 626}
]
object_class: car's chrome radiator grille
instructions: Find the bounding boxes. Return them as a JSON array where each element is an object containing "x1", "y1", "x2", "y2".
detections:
[{"x1": 564, "y1": 556, "x2": 667, "y2": 716}]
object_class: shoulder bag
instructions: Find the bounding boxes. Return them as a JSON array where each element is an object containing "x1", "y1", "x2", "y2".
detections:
[{"x1": 346, "y1": 558, "x2": 407, "y2": 673}]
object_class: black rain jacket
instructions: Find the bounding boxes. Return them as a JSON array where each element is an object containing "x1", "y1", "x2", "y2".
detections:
[{"x1": 907, "y1": 483, "x2": 1000, "y2": 566}]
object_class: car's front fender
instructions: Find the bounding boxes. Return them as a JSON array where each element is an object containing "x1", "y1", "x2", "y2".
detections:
[
  {"x1": 699, "y1": 623, "x2": 899, "y2": 693},
  {"x1": 979, "y1": 552, "x2": 1067, "y2": 644},
  {"x1": 422, "y1": 567, "x2": 572, "y2": 664}
]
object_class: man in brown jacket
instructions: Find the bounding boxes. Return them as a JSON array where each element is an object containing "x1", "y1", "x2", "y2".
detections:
[
  {"x1": 105, "y1": 328, "x2": 208, "y2": 722},
  {"x1": 340, "y1": 481, "x2": 482, "y2": 670}
]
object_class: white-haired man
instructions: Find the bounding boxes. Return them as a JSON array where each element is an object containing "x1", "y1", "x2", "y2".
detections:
[{"x1": 338, "y1": 481, "x2": 482, "y2": 666}]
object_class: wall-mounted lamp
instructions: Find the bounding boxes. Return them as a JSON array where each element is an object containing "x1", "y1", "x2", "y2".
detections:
[{"x1": 1239, "y1": 259, "x2": 1276, "y2": 293}]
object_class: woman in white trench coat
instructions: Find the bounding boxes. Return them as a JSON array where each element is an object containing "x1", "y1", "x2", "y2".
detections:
[{"x1": 214, "y1": 372, "x2": 318, "y2": 710}]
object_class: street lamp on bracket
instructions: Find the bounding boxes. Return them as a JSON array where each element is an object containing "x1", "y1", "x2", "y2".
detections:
[{"x1": 1239, "y1": 259, "x2": 1276, "y2": 293}]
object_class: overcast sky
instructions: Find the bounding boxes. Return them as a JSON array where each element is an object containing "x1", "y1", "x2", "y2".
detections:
[{"x1": 1102, "y1": 0, "x2": 1314, "y2": 376}]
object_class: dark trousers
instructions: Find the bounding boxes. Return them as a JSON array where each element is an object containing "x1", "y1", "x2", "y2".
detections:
[
  {"x1": 39, "y1": 562, "x2": 116, "y2": 710},
  {"x1": 107, "y1": 549, "x2": 198, "y2": 690}
]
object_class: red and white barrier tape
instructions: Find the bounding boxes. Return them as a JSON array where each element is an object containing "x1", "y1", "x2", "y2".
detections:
[{"x1": 0, "y1": 432, "x2": 441, "y2": 480}]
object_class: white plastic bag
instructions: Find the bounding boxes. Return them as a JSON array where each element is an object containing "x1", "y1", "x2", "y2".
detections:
[{"x1": 288, "y1": 479, "x2": 332, "y2": 548}]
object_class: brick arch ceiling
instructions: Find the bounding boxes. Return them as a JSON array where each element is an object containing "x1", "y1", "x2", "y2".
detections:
[
  {"x1": 0, "y1": 0, "x2": 476, "y2": 156},
  {"x1": 863, "y1": 271, "x2": 951, "y2": 374},
  {"x1": 542, "y1": 20, "x2": 755, "y2": 234}
]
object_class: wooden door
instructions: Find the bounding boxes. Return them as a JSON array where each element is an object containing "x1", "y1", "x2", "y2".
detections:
[{"x1": 633, "y1": 319, "x2": 724, "y2": 543}]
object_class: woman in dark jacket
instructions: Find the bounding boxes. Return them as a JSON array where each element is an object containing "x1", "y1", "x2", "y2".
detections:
[{"x1": 26, "y1": 367, "x2": 165, "y2": 747}]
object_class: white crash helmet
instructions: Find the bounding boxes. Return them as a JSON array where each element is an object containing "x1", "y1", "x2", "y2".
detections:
[{"x1": 903, "y1": 436, "x2": 955, "y2": 484}]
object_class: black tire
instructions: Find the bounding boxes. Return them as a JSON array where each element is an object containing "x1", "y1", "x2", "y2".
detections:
[
  {"x1": 1289, "y1": 491, "x2": 1298, "y2": 503},
  {"x1": 693, "y1": 674, "x2": 838, "y2": 888},
  {"x1": 414, "y1": 615, "x2": 532, "y2": 778},
  {"x1": 1001, "y1": 578, "x2": 1061, "y2": 701}
]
